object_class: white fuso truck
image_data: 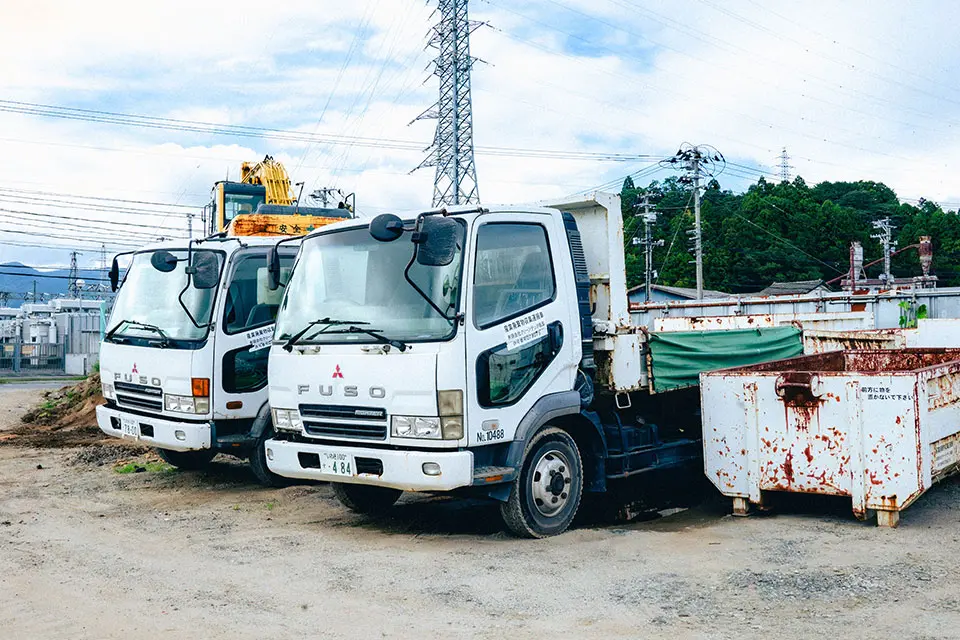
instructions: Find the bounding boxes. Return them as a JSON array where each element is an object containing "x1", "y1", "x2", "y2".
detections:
[
  {"x1": 96, "y1": 235, "x2": 304, "y2": 484},
  {"x1": 262, "y1": 193, "x2": 710, "y2": 536}
]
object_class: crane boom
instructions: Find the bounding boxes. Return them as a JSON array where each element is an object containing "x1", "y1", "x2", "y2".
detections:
[{"x1": 239, "y1": 155, "x2": 294, "y2": 205}]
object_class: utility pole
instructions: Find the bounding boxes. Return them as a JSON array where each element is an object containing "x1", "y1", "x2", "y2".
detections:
[
  {"x1": 413, "y1": 0, "x2": 482, "y2": 206},
  {"x1": 872, "y1": 218, "x2": 896, "y2": 287},
  {"x1": 639, "y1": 194, "x2": 663, "y2": 303},
  {"x1": 692, "y1": 161, "x2": 703, "y2": 300},
  {"x1": 667, "y1": 143, "x2": 724, "y2": 300}
]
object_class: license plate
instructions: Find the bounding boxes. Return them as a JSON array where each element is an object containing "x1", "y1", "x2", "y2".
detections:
[
  {"x1": 121, "y1": 418, "x2": 140, "y2": 439},
  {"x1": 320, "y1": 452, "x2": 353, "y2": 476}
]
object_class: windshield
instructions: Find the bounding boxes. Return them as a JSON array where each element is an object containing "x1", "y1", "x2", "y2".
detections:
[
  {"x1": 276, "y1": 222, "x2": 465, "y2": 344},
  {"x1": 224, "y1": 191, "x2": 266, "y2": 225},
  {"x1": 108, "y1": 249, "x2": 223, "y2": 342}
]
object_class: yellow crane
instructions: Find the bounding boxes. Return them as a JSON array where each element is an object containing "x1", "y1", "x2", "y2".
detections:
[{"x1": 207, "y1": 155, "x2": 354, "y2": 236}]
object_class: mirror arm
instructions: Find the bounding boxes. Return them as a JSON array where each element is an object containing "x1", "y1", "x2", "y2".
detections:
[
  {"x1": 402, "y1": 214, "x2": 457, "y2": 321},
  {"x1": 177, "y1": 238, "x2": 209, "y2": 329}
]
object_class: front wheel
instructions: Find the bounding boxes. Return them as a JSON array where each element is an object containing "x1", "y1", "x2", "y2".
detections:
[
  {"x1": 332, "y1": 483, "x2": 402, "y2": 514},
  {"x1": 500, "y1": 427, "x2": 583, "y2": 538},
  {"x1": 155, "y1": 448, "x2": 216, "y2": 470},
  {"x1": 249, "y1": 427, "x2": 294, "y2": 488}
]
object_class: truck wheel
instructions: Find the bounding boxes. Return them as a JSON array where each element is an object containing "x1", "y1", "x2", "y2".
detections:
[
  {"x1": 155, "y1": 448, "x2": 216, "y2": 470},
  {"x1": 332, "y1": 483, "x2": 402, "y2": 514},
  {"x1": 249, "y1": 427, "x2": 293, "y2": 488},
  {"x1": 501, "y1": 427, "x2": 583, "y2": 538}
]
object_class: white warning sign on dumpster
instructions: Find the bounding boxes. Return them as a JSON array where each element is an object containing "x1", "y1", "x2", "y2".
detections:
[
  {"x1": 504, "y1": 310, "x2": 547, "y2": 351},
  {"x1": 246, "y1": 325, "x2": 275, "y2": 352}
]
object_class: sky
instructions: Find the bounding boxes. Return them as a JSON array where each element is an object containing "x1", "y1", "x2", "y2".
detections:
[{"x1": 2, "y1": 0, "x2": 960, "y2": 272}]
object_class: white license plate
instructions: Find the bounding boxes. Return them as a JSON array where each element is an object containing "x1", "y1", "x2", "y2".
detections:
[
  {"x1": 121, "y1": 418, "x2": 140, "y2": 439},
  {"x1": 320, "y1": 452, "x2": 353, "y2": 476}
]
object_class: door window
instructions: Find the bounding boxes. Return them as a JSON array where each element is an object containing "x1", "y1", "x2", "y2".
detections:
[
  {"x1": 223, "y1": 253, "x2": 294, "y2": 334},
  {"x1": 477, "y1": 322, "x2": 563, "y2": 407},
  {"x1": 473, "y1": 223, "x2": 555, "y2": 329},
  {"x1": 222, "y1": 251, "x2": 293, "y2": 394}
]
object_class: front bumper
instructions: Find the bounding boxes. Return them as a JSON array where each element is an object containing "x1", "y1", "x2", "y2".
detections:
[
  {"x1": 264, "y1": 439, "x2": 474, "y2": 492},
  {"x1": 96, "y1": 404, "x2": 212, "y2": 452}
]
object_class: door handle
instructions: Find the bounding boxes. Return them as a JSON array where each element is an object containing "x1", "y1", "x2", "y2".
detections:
[{"x1": 548, "y1": 321, "x2": 563, "y2": 354}]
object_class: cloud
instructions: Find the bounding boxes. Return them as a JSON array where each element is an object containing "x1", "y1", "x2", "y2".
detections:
[{"x1": 2, "y1": 0, "x2": 960, "y2": 278}]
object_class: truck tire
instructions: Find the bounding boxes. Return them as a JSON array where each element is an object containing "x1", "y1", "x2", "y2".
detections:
[
  {"x1": 155, "y1": 448, "x2": 216, "y2": 470},
  {"x1": 500, "y1": 427, "x2": 583, "y2": 538},
  {"x1": 249, "y1": 427, "x2": 294, "y2": 488},
  {"x1": 332, "y1": 483, "x2": 402, "y2": 514}
]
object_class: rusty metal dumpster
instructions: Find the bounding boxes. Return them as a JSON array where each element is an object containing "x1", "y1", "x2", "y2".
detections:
[{"x1": 701, "y1": 349, "x2": 960, "y2": 527}]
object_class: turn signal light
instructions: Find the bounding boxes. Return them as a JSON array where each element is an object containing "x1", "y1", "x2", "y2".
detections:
[{"x1": 192, "y1": 377, "x2": 210, "y2": 397}]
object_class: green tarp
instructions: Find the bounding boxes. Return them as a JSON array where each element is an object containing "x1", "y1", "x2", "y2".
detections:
[{"x1": 648, "y1": 326, "x2": 803, "y2": 393}]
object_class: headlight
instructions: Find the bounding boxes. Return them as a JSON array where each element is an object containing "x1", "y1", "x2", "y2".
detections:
[
  {"x1": 391, "y1": 416, "x2": 441, "y2": 439},
  {"x1": 272, "y1": 408, "x2": 303, "y2": 432},
  {"x1": 102, "y1": 383, "x2": 116, "y2": 400},
  {"x1": 164, "y1": 394, "x2": 208, "y2": 415}
]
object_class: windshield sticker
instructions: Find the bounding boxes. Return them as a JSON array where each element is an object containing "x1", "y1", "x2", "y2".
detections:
[
  {"x1": 504, "y1": 310, "x2": 547, "y2": 351},
  {"x1": 247, "y1": 325, "x2": 274, "y2": 352}
]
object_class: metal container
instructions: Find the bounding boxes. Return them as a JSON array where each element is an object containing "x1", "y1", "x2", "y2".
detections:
[
  {"x1": 802, "y1": 328, "x2": 908, "y2": 354},
  {"x1": 701, "y1": 349, "x2": 960, "y2": 527}
]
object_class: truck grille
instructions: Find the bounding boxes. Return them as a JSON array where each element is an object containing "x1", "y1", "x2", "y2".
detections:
[
  {"x1": 302, "y1": 421, "x2": 388, "y2": 440},
  {"x1": 299, "y1": 404, "x2": 388, "y2": 441},
  {"x1": 115, "y1": 381, "x2": 164, "y2": 412},
  {"x1": 299, "y1": 404, "x2": 387, "y2": 421}
]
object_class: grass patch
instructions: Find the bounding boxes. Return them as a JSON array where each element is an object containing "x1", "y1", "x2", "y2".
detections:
[{"x1": 114, "y1": 461, "x2": 175, "y2": 475}]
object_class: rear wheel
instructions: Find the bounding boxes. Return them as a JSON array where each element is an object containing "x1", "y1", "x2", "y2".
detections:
[
  {"x1": 501, "y1": 427, "x2": 583, "y2": 538},
  {"x1": 155, "y1": 448, "x2": 216, "y2": 470},
  {"x1": 332, "y1": 483, "x2": 402, "y2": 514},
  {"x1": 249, "y1": 427, "x2": 294, "y2": 487}
]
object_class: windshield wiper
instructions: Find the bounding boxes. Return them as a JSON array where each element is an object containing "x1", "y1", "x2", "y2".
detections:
[
  {"x1": 325, "y1": 326, "x2": 408, "y2": 352},
  {"x1": 281, "y1": 317, "x2": 369, "y2": 352},
  {"x1": 105, "y1": 320, "x2": 170, "y2": 347}
]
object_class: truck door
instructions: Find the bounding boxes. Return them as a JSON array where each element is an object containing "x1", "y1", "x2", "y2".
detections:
[
  {"x1": 465, "y1": 213, "x2": 579, "y2": 447},
  {"x1": 213, "y1": 249, "x2": 294, "y2": 420}
]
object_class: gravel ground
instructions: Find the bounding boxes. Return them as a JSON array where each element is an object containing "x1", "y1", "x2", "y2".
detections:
[{"x1": 2, "y1": 386, "x2": 960, "y2": 639}]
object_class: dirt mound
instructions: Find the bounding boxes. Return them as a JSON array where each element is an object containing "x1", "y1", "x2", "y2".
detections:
[
  {"x1": 66, "y1": 443, "x2": 150, "y2": 466},
  {"x1": 2, "y1": 373, "x2": 111, "y2": 448}
]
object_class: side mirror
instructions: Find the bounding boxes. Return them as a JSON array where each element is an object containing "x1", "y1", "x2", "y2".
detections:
[
  {"x1": 416, "y1": 216, "x2": 460, "y2": 267},
  {"x1": 369, "y1": 213, "x2": 404, "y2": 242},
  {"x1": 109, "y1": 257, "x2": 120, "y2": 292},
  {"x1": 190, "y1": 252, "x2": 221, "y2": 289},
  {"x1": 266, "y1": 245, "x2": 281, "y2": 291},
  {"x1": 150, "y1": 250, "x2": 178, "y2": 273}
]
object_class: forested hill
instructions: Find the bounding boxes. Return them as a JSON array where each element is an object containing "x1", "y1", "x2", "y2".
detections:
[{"x1": 621, "y1": 176, "x2": 959, "y2": 293}]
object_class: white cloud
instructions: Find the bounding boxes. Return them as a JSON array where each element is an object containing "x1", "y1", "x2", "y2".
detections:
[{"x1": 3, "y1": 0, "x2": 960, "y2": 278}]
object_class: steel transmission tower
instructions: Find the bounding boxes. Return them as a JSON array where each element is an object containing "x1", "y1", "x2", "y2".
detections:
[
  {"x1": 68, "y1": 251, "x2": 81, "y2": 298},
  {"x1": 414, "y1": 0, "x2": 481, "y2": 206},
  {"x1": 778, "y1": 147, "x2": 793, "y2": 183}
]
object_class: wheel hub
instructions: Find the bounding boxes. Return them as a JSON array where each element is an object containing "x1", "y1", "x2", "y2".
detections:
[{"x1": 530, "y1": 449, "x2": 572, "y2": 517}]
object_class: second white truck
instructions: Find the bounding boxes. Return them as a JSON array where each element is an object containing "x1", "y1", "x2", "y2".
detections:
[{"x1": 261, "y1": 194, "x2": 801, "y2": 535}]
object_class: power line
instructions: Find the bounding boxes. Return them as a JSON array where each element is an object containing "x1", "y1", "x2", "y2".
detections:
[
  {"x1": 0, "y1": 270, "x2": 109, "y2": 282},
  {"x1": 0, "y1": 99, "x2": 669, "y2": 164},
  {"x1": 0, "y1": 206, "x2": 190, "y2": 233},
  {"x1": 0, "y1": 185, "x2": 201, "y2": 209}
]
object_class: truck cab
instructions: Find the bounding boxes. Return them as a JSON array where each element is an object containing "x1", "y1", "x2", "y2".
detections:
[
  {"x1": 263, "y1": 195, "x2": 705, "y2": 536},
  {"x1": 96, "y1": 236, "x2": 300, "y2": 484}
]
